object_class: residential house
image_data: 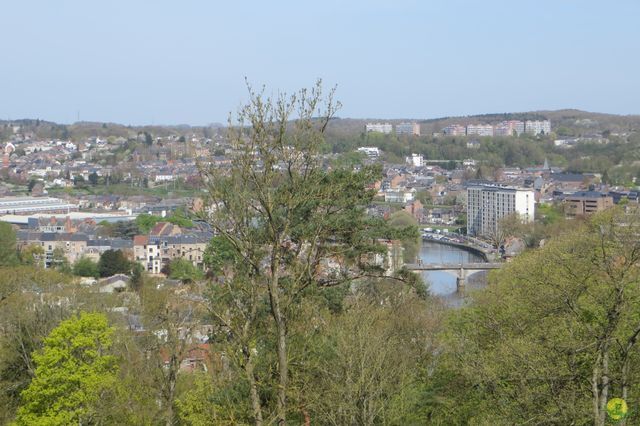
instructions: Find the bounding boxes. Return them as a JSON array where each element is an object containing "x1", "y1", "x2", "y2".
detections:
[
  {"x1": 99, "y1": 274, "x2": 130, "y2": 293},
  {"x1": 134, "y1": 228, "x2": 212, "y2": 275},
  {"x1": 404, "y1": 200, "x2": 424, "y2": 222}
]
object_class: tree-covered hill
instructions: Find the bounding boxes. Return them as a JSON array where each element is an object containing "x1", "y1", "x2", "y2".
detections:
[
  {"x1": 323, "y1": 109, "x2": 640, "y2": 137},
  {"x1": 3, "y1": 109, "x2": 640, "y2": 142}
]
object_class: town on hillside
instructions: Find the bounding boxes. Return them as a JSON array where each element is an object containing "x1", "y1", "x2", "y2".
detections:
[{"x1": 1, "y1": 113, "x2": 638, "y2": 279}]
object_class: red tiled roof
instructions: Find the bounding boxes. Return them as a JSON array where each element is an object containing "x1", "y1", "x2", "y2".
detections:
[
  {"x1": 151, "y1": 222, "x2": 171, "y2": 236},
  {"x1": 133, "y1": 235, "x2": 149, "y2": 245}
]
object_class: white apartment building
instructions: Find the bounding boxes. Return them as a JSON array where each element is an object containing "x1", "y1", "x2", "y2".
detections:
[
  {"x1": 396, "y1": 122, "x2": 421, "y2": 136},
  {"x1": 365, "y1": 123, "x2": 393, "y2": 134},
  {"x1": 384, "y1": 189, "x2": 415, "y2": 203},
  {"x1": 494, "y1": 120, "x2": 525, "y2": 136},
  {"x1": 525, "y1": 120, "x2": 551, "y2": 135},
  {"x1": 442, "y1": 124, "x2": 467, "y2": 136},
  {"x1": 493, "y1": 123, "x2": 510, "y2": 136},
  {"x1": 356, "y1": 146, "x2": 381, "y2": 158},
  {"x1": 467, "y1": 184, "x2": 535, "y2": 237},
  {"x1": 406, "y1": 153, "x2": 424, "y2": 167},
  {"x1": 466, "y1": 124, "x2": 494, "y2": 137}
]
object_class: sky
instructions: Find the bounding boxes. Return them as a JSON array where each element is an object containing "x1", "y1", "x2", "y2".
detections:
[{"x1": 1, "y1": 0, "x2": 639, "y2": 125}]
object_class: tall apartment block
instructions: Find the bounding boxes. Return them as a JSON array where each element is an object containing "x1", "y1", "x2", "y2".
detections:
[
  {"x1": 494, "y1": 120, "x2": 525, "y2": 136},
  {"x1": 442, "y1": 124, "x2": 467, "y2": 136},
  {"x1": 466, "y1": 124, "x2": 494, "y2": 137},
  {"x1": 525, "y1": 120, "x2": 551, "y2": 135},
  {"x1": 467, "y1": 184, "x2": 535, "y2": 237},
  {"x1": 365, "y1": 123, "x2": 393, "y2": 134},
  {"x1": 396, "y1": 122, "x2": 421, "y2": 136}
]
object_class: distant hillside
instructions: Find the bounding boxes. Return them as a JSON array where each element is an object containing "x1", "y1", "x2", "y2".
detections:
[
  {"x1": 0, "y1": 120, "x2": 221, "y2": 141},
  {"x1": 3, "y1": 110, "x2": 639, "y2": 141},
  {"x1": 325, "y1": 110, "x2": 640, "y2": 137}
]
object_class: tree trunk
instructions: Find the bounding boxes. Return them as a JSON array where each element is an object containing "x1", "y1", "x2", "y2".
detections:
[
  {"x1": 621, "y1": 324, "x2": 640, "y2": 401},
  {"x1": 592, "y1": 353, "x2": 601, "y2": 426},
  {"x1": 275, "y1": 311, "x2": 288, "y2": 425},
  {"x1": 598, "y1": 349, "x2": 609, "y2": 426},
  {"x1": 619, "y1": 325, "x2": 640, "y2": 426},
  {"x1": 244, "y1": 352, "x2": 264, "y2": 426},
  {"x1": 166, "y1": 354, "x2": 178, "y2": 426},
  {"x1": 592, "y1": 347, "x2": 610, "y2": 426},
  {"x1": 268, "y1": 258, "x2": 288, "y2": 425}
]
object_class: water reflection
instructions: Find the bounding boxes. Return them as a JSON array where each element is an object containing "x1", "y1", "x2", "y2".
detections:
[{"x1": 418, "y1": 240, "x2": 488, "y2": 306}]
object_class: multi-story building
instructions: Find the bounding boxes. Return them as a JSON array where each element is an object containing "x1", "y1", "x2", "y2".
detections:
[
  {"x1": 356, "y1": 146, "x2": 381, "y2": 158},
  {"x1": 134, "y1": 231, "x2": 211, "y2": 274},
  {"x1": 396, "y1": 122, "x2": 421, "y2": 136},
  {"x1": 564, "y1": 191, "x2": 613, "y2": 217},
  {"x1": 466, "y1": 124, "x2": 494, "y2": 137},
  {"x1": 493, "y1": 123, "x2": 510, "y2": 136},
  {"x1": 3, "y1": 142, "x2": 15, "y2": 168},
  {"x1": 525, "y1": 120, "x2": 551, "y2": 135},
  {"x1": 365, "y1": 123, "x2": 393, "y2": 134},
  {"x1": 384, "y1": 189, "x2": 416, "y2": 204},
  {"x1": 406, "y1": 153, "x2": 423, "y2": 167},
  {"x1": 16, "y1": 230, "x2": 133, "y2": 268},
  {"x1": 467, "y1": 184, "x2": 535, "y2": 237},
  {"x1": 442, "y1": 124, "x2": 467, "y2": 136},
  {"x1": 17, "y1": 231, "x2": 86, "y2": 267},
  {"x1": 494, "y1": 120, "x2": 525, "y2": 136}
]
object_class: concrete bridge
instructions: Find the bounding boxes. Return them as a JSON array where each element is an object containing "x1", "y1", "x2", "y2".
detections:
[{"x1": 404, "y1": 262, "x2": 503, "y2": 293}]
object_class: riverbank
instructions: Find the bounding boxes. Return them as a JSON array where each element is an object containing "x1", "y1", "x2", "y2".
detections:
[{"x1": 421, "y1": 234, "x2": 492, "y2": 262}]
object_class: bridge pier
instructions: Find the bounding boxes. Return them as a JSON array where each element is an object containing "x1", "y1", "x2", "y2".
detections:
[
  {"x1": 402, "y1": 262, "x2": 502, "y2": 295},
  {"x1": 456, "y1": 266, "x2": 465, "y2": 294}
]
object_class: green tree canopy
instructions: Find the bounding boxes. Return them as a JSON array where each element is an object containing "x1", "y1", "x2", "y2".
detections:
[
  {"x1": 73, "y1": 257, "x2": 100, "y2": 278},
  {"x1": 135, "y1": 210, "x2": 193, "y2": 234},
  {"x1": 0, "y1": 221, "x2": 19, "y2": 267},
  {"x1": 0, "y1": 267, "x2": 76, "y2": 423},
  {"x1": 15, "y1": 312, "x2": 118, "y2": 425},
  {"x1": 98, "y1": 249, "x2": 132, "y2": 277},
  {"x1": 166, "y1": 207, "x2": 193, "y2": 228},
  {"x1": 88, "y1": 171, "x2": 99, "y2": 185},
  {"x1": 19, "y1": 244, "x2": 44, "y2": 267},
  {"x1": 415, "y1": 189, "x2": 432, "y2": 205},
  {"x1": 387, "y1": 211, "x2": 420, "y2": 262},
  {"x1": 200, "y1": 81, "x2": 410, "y2": 424},
  {"x1": 426, "y1": 208, "x2": 640, "y2": 425},
  {"x1": 168, "y1": 258, "x2": 203, "y2": 284},
  {"x1": 50, "y1": 247, "x2": 71, "y2": 273},
  {"x1": 135, "y1": 214, "x2": 161, "y2": 234}
]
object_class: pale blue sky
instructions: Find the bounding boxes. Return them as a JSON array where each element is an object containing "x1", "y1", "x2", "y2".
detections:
[{"x1": 1, "y1": 0, "x2": 638, "y2": 125}]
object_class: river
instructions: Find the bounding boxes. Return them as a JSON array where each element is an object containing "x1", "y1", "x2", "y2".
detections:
[{"x1": 418, "y1": 240, "x2": 488, "y2": 306}]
